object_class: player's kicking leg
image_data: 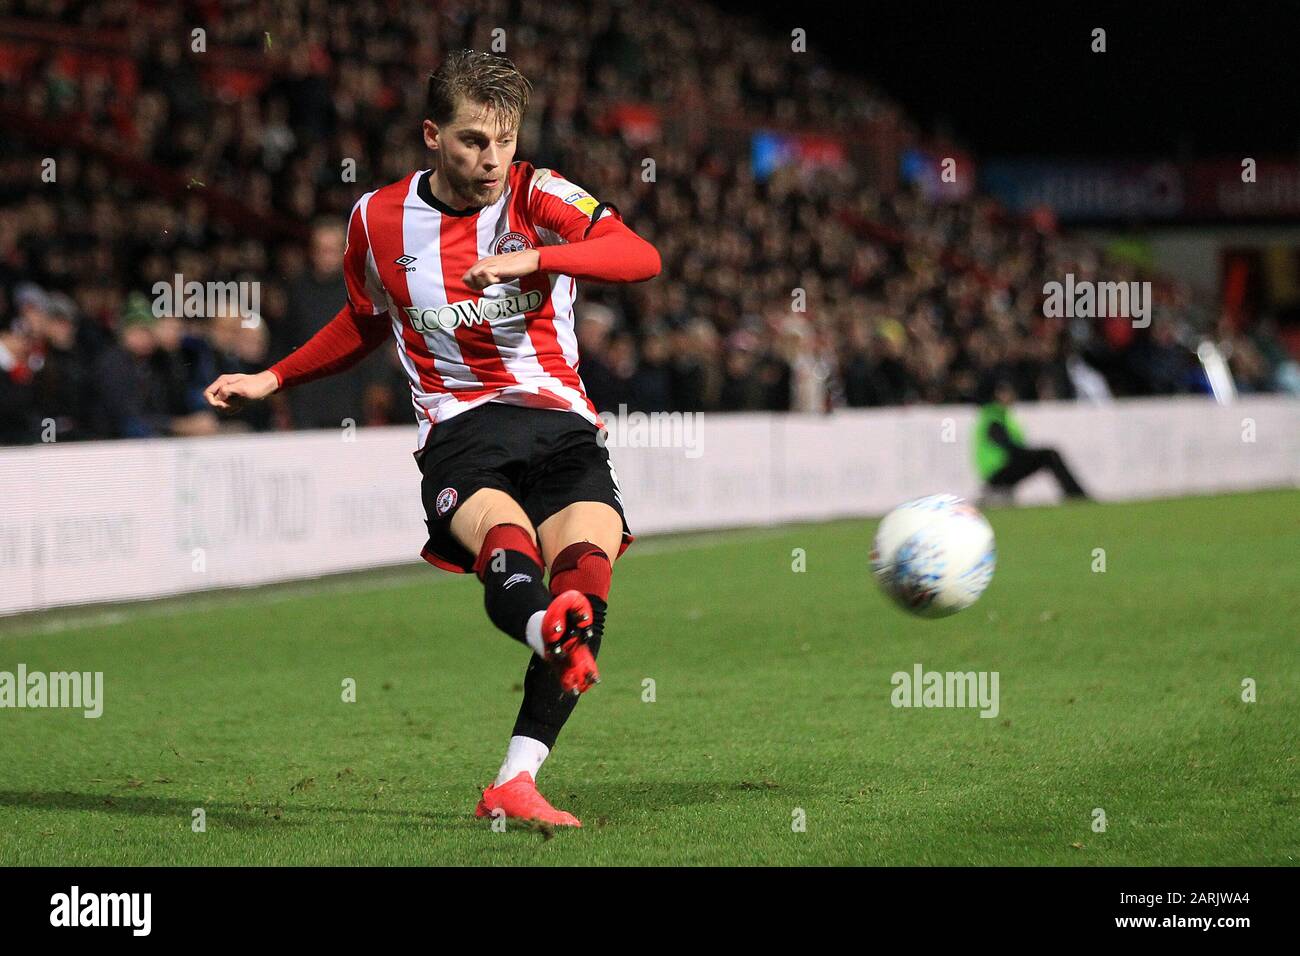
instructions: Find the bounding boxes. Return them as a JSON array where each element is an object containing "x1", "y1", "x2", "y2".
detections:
[
  {"x1": 485, "y1": 501, "x2": 624, "y2": 813},
  {"x1": 474, "y1": 501, "x2": 623, "y2": 829},
  {"x1": 449, "y1": 488, "x2": 603, "y2": 827},
  {"x1": 451, "y1": 488, "x2": 601, "y2": 693}
]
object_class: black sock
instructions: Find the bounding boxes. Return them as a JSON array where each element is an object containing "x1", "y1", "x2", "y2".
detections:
[
  {"x1": 475, "y1": 525, "x2": 552, "y2": 647},
  {"x1": 511, "y1": 596, "x2": 606, "y2": 748}
]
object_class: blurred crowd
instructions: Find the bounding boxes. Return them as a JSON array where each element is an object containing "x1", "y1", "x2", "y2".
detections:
[{"x1": 2, "y1": 0, "x2": 1296, "y2": 445}]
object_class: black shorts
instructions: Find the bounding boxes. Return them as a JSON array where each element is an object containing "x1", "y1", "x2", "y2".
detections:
[{"x1": 415, "y1": 402, "x2": 632, "y2": 574}]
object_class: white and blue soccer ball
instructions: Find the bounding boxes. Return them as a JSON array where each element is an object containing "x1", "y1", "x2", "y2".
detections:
[{"x1": 870, "y1": 494, "x2": 996, "y2": 618}]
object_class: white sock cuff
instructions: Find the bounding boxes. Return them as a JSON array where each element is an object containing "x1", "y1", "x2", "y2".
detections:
[
  {"x1": 524, "y1": 609, "x2": 547, "y2": 656},
  {"x1": 495, "y1": 734, "x2": 551, "y2": 786}
]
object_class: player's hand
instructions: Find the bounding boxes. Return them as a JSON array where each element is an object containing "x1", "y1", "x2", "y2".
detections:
[
  {"x1": 462, "y1": 249, "x2": 540, "y2": 291},
  {"x1": 204, "y1": 370, "x2": 279, "y2": 411}
]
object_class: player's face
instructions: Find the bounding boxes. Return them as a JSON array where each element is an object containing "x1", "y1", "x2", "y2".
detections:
[{"x1": 425, "y1": 98, "x2": 519, "y2": 207}]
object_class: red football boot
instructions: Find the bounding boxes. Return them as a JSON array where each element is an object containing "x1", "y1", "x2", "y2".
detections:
[
  {"x1": 475, "y1": 771, "x2": 582, "y2": 827},
  {"x1": 541, "y1": 589, "x2": 599, "y2": 696}
]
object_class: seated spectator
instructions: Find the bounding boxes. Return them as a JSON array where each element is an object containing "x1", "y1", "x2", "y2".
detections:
[
  {"x1": 0, "y1": 313, "x2": 38, "y2": 444},
  {"x1": 32, "y1": 291, "x2": 94, "y2": 441},
  {"x1": 841, "y1": 320, "x2": 884, "y2": 407},
  {"x1": 1129, "y1": 322, "x2": 1195, "y2": 395},
  {"x1": 363, "y1": 346, "x2": 419, "y2": 426},
  {"x1": 209, "y1": 309, "x2": 273, "y2": 432},
  {"x1": 277, "y1": 219, "x2": 378, "y2": 431},
  {"x1": 155, "y1": 313, "x2": 218, "y2": 418},
  {"x1": 577, "y1": 306, "x2": 619, "y2": 412},
  {"x1": 91, "y1": 293, "x2": 218, "y2": 438},
  {"x1": 718, "y1": 332, "x2": 765, "y2": 411},
  {"x1": 0, "y1": 0, "x2": 1272, "y2": 446},
  {"x1": 630, "y1": 329, "x2": 673, "y2": 411},
  {"x1": 973, "y1": 377, "x2": 1091, "y2": 505}
]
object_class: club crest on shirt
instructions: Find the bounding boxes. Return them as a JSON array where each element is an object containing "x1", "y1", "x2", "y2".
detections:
[
  {"x1": 494, "y1": 231, "x2": 533, "y2": 255},
  {"x1": 435, "y1": 487, "x2": 458, "y2": 516}
]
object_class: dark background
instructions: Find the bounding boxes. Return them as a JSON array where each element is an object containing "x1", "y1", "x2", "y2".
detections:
[{"x1": 715, "y1": 1, "x2": 1300, "y2": 157}]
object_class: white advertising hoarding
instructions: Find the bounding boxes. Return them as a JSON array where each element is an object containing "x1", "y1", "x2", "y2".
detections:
[{"x1": 2, "y1": 396, "x2": 1296, "y2": 615}]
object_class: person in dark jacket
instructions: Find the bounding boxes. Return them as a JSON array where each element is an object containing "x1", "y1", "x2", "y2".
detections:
[
  {"x1": 278, "y1": 219, "x2": 382, "y2": 430},
  {"x1": 0, "y1": 314, "x2": 38, "y2": 444},
  {"x1": 31, "y1": 292, "x2": 93, "y2": 441},
  {"x1": 92, "y1": 293, "x2": 218, "y2": 439}
]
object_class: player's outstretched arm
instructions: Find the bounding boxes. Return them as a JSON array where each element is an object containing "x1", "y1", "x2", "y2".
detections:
[
  {"x1": 462, "y1": 216, "x2": 660, "y2": 291},
  {"x1": 203, "y1": 303, "x2": 390, "y2": 411},
  {"x1": 204, "y1": 369, "x2": 279, "y2": 411}
]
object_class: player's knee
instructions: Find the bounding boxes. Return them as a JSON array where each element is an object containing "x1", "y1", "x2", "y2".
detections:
[
  {"x1": 454, "y1": 489, "x2": 534, "y2": 556},
  {"x1": 549, "y1": 541, "x2": 612, "y2": 601},
  {"x1": 473, "y1": 522, "x2": 540, "y2": 578}
]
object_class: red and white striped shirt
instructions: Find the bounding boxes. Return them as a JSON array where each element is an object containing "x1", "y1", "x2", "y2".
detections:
[{"x1": 272, "y1": 161, "x2": 659, "y2": 449}]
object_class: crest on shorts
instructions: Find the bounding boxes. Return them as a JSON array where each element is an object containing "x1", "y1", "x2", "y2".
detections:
[
  {"x1": 435, "y1": 487, "x2": 458, "y2": 516},
  {"x1": 494, "y1": 231, "x2": 532, "y2": 255}
]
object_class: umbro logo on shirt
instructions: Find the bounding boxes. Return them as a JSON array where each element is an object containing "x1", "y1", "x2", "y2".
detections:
[{"x1": 394, "y1": 255, "x2": 418, "y2": 272}]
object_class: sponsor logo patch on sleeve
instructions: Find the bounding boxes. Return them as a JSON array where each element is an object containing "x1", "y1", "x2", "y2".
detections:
[{"x1": 562, "y1": 189, "x2": 601, "y2": 217}]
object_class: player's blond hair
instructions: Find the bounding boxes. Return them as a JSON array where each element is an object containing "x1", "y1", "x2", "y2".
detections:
[{"x1": 426, "y1": 49, "x2": 532, "y2": 129}]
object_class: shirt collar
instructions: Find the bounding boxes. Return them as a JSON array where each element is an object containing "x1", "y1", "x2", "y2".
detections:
[{"x1": 417, "y1": 170, "x2": 481, "y2": 217}]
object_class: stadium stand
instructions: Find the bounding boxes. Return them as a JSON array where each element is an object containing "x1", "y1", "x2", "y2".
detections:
[{"x1": 1, "y1": 0, "x2": 1292, "y2": 444}]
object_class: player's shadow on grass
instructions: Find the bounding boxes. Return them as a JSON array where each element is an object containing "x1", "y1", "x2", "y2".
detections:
[
  {"x1": 562, "y1": 780, "x2": 756, "y2": 813},
  {"x1": 0, "y1": 790, "x2": 449, "y2": 831},
  {"x1": 0, "y1": 780, "x2": 764, "y2": 832}
]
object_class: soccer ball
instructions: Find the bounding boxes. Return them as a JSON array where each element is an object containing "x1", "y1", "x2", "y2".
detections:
[{"x1": 870, "y1": 494, "x2": 996, "y2": 618}]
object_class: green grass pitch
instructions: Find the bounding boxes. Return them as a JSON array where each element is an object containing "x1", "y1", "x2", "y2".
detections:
[{"x1": 1, "y1": 490, "x2": 1296, "y2": 866}]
